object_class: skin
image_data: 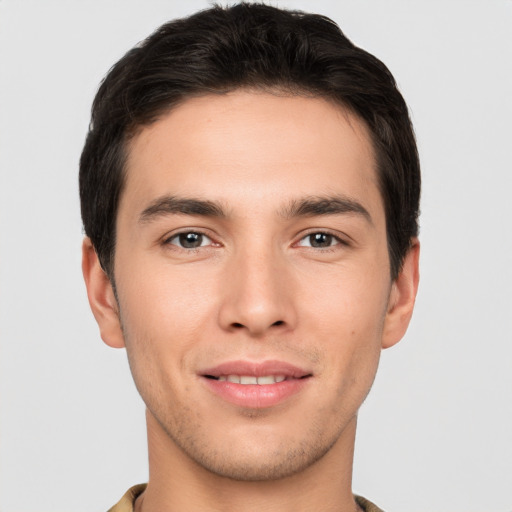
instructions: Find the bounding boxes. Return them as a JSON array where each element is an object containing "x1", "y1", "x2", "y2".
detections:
[{"x1": 83, "y1": 91, "x2": 419, "y2": 512}]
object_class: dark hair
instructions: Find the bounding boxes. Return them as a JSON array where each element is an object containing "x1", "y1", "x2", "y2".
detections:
[{"x1": 79, "y1": 2, "x2": 420, "y2": 280}]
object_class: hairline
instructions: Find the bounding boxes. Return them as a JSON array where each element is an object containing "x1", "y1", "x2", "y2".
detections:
[{"x1": 106, "y1": 85, "x2": 390, "y2": 284}]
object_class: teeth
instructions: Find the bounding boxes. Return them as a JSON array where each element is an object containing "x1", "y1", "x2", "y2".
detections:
[
  {"x1": 239, "y1": 376, "x2": 257, "y2": 384},
  {"x1": 222, "y1": 375, "x2": 286, "y2": 385},
  {"x1": 256, "y1": 375, "x2": 275, "y2": 385}
]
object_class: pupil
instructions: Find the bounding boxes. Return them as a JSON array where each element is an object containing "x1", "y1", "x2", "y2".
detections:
[
  {"x1": 310, "y1": 233, "x2": 332, "y2": 247},
  {"x1": 179, "y1": 232, "x2": 202, "y2": 248}
]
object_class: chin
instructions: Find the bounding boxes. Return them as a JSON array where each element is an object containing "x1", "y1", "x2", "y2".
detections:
[
  {"x1": 190, "y1": 442, "x2": 334, "y2": 482},
  {"x1": 159, "y1": 414, "x2": 344, "y2": 482}
]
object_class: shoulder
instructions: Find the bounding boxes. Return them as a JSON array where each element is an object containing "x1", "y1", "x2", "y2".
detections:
[
  {"x1": 107, "y1": 484, "x2": 147, "y2": 512},
  {"x1": 106, "y1": 486, "x2": 383, "y2": 512},
  {"x1": 355, "y1": 495, "x2": 386, "y2": 512}
]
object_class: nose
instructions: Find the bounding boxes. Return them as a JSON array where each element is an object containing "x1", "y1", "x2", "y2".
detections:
[{"x1": 217, "y1": 246, "x2": 297, "y2": 337}]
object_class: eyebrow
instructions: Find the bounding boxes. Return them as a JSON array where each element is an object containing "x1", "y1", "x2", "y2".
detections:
[
  {"x1": 139, "y1": 196, "x2": 226, "y2": 223},
  {"x1": 138, "y1": 194, "x2": 372, "y2": 224},
  {"x1": 280, "y1": 195, "x2": 372, "y2": 223}
]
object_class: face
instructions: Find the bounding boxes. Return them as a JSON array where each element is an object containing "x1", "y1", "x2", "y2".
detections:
[{"x1": 84, "y1": 91, "x2": 418, "y2": 481}]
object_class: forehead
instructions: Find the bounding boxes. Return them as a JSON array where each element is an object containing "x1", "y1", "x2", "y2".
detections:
[{"x1": 122, "y1": 91, "x2": 382, "y2": 218}]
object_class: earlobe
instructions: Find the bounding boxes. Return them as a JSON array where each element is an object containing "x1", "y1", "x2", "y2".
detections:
[
  {"x1": 81, "y1": 237, "x2": 125, "y2": 349},
  {"x1": 381, "y1": 239, "x2": 420, "y2": 349}
]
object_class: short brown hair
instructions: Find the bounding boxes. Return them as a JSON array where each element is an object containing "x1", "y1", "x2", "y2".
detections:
[{"x1": 79, "y1": 2, "x2": 420, "y2": 280}]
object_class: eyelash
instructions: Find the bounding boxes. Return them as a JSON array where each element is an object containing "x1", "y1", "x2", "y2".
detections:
[
  {"x1": 162, "y1": 229, "x2": 348, "y2": 252},
  {"x1": 295, "y1": 230, "x2": 348, "y2": 251},
  {"x1": 163, "y1": 230, "x2": 216, "y2": 251}
]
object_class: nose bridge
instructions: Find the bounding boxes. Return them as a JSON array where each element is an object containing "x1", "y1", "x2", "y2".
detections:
[{"x1": 218, "y1": 237, "x2": 296, "y2": 335}]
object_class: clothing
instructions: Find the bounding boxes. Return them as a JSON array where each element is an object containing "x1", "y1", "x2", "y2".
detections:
[
  {"x1": 107, "y1": 484, "x2": 385, "y2": 512},
  {"x1": 356, "y1": 495, "x2": 385, "y2": 512},
  {"x1": 107, "y1": 484, "x2": 146, "y2": 512}
]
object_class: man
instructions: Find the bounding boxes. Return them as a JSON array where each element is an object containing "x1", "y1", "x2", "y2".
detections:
[{"x1": 80, "y1": 3, "x2": 420, "y2": 511}]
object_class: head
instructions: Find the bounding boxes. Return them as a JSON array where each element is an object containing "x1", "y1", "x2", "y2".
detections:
[
  {"x1": 80, "y1": 3, "x2": 420, "y2": 483},
  {"x1": 80, "y1": 2, "x2": 420, "y2": 283}
]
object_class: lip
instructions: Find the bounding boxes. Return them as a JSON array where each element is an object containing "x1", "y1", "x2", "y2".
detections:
[{"x1": 199, "y1": 360, "x2": 312, "y2": 409}]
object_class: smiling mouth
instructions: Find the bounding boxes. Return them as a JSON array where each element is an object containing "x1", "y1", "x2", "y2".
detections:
[
  {"x1": 201, "y1": 363, "x2": 312, "y2": 408},
  {"x1": 204, "y1": 374, "x2": 311, "y2": 385}
]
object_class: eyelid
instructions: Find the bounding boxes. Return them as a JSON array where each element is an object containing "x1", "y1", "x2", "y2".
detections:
[
  {"x1": 160, "y1": 227, "x2": 351, "y2": 250},
  {"x1": 294, "y1": 229, "x2": 350, "y2": 248},
  {"x1": 162, "y1": 228, "x2": 218, "y2": 249}
]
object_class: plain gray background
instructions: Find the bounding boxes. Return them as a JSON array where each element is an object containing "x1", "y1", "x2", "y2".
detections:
[{"x1": 1, "y1": 1, "x2": 511, "y2": 511}]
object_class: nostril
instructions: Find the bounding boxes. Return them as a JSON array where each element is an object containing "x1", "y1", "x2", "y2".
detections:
[
  {"x1": 272, "y1": 320, "x2": 284, "y2": 327},
  {"x1": 232, "y1": 322, "x2": 244, "y2": 328}
]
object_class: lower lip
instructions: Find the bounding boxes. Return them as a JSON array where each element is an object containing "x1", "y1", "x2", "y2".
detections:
[{"x1": 202, "y1": 377, "x2": 310, "y2": 408}]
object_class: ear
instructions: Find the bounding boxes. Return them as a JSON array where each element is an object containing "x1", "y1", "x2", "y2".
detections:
[
  {"x1": 82, "y1": 237, "x2": 125, "y2": 348},
  {"x1": 381, "y1": 239, "x2": 420, "y2": 349}
]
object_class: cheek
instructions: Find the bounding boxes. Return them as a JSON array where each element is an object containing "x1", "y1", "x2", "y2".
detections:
[
  {"x1": 118, "y1": 261, "x2": 216, "y2": 331},
  {"x1": 114, "y1": 263, "x2": 219, "y2": 386},
  {"x1": 300, "y1": 265, "x2": 389, "y2": 386},
  {"x1": 302, "y1": 263, "x2": 390, "y2": 336}
]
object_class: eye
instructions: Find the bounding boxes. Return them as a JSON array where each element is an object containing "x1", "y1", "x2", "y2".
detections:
[
  {"x1": 167, "y1": 231, "x2": 213, "y2": 249},
  {"x1": 297, "y1": 232, "x2": 341, "y2": 249}
]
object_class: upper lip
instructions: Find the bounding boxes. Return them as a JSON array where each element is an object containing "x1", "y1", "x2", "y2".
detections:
[{"x1": 200, "y1": 360, "x2": 312, "y2": 379}]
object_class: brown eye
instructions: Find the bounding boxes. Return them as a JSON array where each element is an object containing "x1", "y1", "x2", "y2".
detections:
[
  {"x1": 309, "y1": 233, "x2": 333, "y2": 248},
  {"x1": 297, "y1": 232, "x2": 341, "y2": 248},
  {"x1": 168, "y1": 232, "x2": 211, "y2": 249}
]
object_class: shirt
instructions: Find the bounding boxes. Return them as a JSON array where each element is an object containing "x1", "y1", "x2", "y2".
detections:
[{"x1": 107, "y1": 484, "x2": 385, "y2": 512}]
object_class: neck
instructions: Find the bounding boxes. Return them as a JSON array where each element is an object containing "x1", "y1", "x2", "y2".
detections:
[{"x1": 137, "y1": 410, "x2": 361, "y2": 512}]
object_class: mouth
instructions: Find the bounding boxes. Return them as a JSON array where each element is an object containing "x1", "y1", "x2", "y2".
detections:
[
  {"x1": 200, "y1": 360, "x2": 312, "y2": 408},
  {"x1": 204, "y1": 374, "x2": 308, "y2": 385}
]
